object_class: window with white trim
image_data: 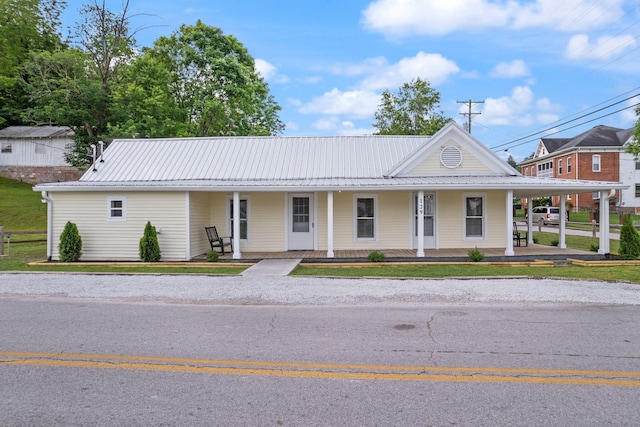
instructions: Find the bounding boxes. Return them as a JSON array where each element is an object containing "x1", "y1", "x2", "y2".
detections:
[
  {"x1": 592, "y1": 154, "x2": 601, "y2": 172},
  {"x1": 567, "y1": 156, "x2": 572, "y2": 173},
  {"x1": 228, "y1": 197, "x2": 249, "y2": 240},
  {"x1": 1, "y1": 142, "x2": 12, "y2": 153},
  {"x1": 464, "y1": 194, "x2": 485, "y2": 239},
  {"x1": 558, "y1": 159, "x2": 562, "y2": 175},
  {"x1": 636, "y1": 184, "x2": 640, "y2": 198},
  {"x1": 354, "y1": 195, "x2": 376, "y2": 240},
  {"x1": 107, "y1": 197, "x2": 126, "y2": 221}
]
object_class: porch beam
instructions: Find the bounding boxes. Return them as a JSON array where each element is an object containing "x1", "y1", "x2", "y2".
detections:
[
  {"x1": 233, "y1": 191, "x2": 241, "y2": 259},
  {"x1": 559, "y1": 195, "x2": 566, "y2": 249},
  {"x1": 327, "y1": 191, "x2": 334, "y2": 258},
  {"x1": 417, "y1": 190, "x2": 424, "y2": 257},
  {"x1": 505, "y1": 189, "x2": 514, "y2": 256}
]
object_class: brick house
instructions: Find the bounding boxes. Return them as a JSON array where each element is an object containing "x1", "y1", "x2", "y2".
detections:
[
  {"x1": 0, "y1": 126, "x2": 82, "y2": 184},
  {"x1": 518, "y1": 125, "x2": 638, "y2": 212}
]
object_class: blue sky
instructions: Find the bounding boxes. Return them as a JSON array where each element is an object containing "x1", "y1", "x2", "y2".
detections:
[{"x1": 61, "y1": 0, "x2": 640, "y2": 162}]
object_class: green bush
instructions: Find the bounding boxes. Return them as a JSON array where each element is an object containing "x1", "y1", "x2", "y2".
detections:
[
  {"x1": 367, "y1": 250, "x2": 385, "y2": 262},
  {"x1": 59, "y1": 221, "x2": 82, "y2": 262},
  {"x1": 550, "y1": 239, "x2": 559, "y2": 247},
  {"x1": 468, "y1": 247, "x2": 485, "y2": 262},
  {"x1": 207, "y1": 250, "x2": 219, "y2": 262},
  {"x1": 618, "y1": 218, "x2": 640, "y2": 260},
  {"x1": 589, "y1": 243, "x2": 599, "y2": 252},
  {"x1": 139, "y1": 221, "x2": 161, "y2": 262}
]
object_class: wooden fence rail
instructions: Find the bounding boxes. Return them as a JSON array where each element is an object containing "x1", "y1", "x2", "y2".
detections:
[{"x1": 1, "y1": 227, "x2": 47, "y2": 255}]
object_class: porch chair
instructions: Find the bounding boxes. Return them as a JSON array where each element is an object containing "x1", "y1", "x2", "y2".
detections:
[
  {"x1": 205, "y1": 226, "x2": 233, "y2": 254},
  {"x1": 513, "y1": 221, "x2": 528, "y2": 247}
]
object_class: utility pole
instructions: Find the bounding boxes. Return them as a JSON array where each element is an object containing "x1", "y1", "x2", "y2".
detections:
[{"x1": 457, "y1": 99, "x2": 484, "y2": 134}]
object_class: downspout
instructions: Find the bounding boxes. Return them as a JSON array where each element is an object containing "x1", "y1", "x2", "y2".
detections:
[{"x1": 41, "y1": 191, "x2": 53, "y2": 261}]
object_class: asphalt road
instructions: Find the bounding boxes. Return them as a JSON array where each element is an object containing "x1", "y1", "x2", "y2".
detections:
[{"x1": 1, "y1": 276, "x2": 639, "y2": 426}]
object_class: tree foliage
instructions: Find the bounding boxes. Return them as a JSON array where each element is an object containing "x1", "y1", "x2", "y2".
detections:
[
  {"x1": 628, "y1": 105, "x2": 640, "y2": 160},
  {"x1": 59, "y1": 221, "x2": 82, "y2": 262},
  {"x1": 0, "y1": 0, "x2": 66, "y2": 127},
  {"x1": 618, "y1": 217, "x2": 640, "y2": 260},
  {"x1": 112, "y1": 21, "x2": 283, "y2": 138},
  {"x1": 139, "y1": 221, "x2": 161, "y2": 262},
  {"x1": 373, "y1": 78, "x2": 450, "y2": 136}
]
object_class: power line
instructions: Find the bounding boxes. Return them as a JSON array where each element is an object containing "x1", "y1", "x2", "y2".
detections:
[{"x1": 490, "y1": 91, "x2": 640, "y2": 151}]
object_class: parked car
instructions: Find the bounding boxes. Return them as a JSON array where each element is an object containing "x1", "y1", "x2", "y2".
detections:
[{"x1": 527, "y1": 206, "x2": 561, "y2": 225}]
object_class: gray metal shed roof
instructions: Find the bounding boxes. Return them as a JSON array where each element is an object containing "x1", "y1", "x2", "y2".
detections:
[{"x1": 0, "y1": 126, "x2": 74, "y2": 138}]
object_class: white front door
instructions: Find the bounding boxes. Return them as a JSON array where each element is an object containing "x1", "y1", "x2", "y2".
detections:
[
  {"x1": 288, "y1": 193, "x2": 315, "y2": 250},
  {"x1": 414, "y1": 193, "x2": 436, "y2": 249}
]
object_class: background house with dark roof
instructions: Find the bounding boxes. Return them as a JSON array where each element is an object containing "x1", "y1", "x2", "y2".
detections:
[
  {"x1": 518, "y1": 125, "x2": 639, "y2": 212},
  {"x1": 0, "y1": 126, "x2": 82, "y2": 184}
]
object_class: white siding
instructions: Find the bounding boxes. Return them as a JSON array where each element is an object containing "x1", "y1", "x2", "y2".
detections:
[
  {"x1": 619, "y1": 152, "x2": 640, "y2": 209},
  {"x1": 189, "y1": 192, "x2": 212, "y2": 258},
  {"x1": 51, "y1": 191, "x2": 187, "y2": 261},
  {"x1": 407, "y1": 143, "x2": 494, "y2": 175},
  {"x1": 0, "y1": 138, "x2": 71, "y2": 166}
]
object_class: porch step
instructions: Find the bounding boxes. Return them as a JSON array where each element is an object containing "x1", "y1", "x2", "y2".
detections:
[{"x1": 241, "y1": 259, "x2": 302, "y2": 277}]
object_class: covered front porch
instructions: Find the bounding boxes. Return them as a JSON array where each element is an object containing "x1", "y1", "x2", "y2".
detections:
[{"x1": 212, "y1": 244, "x2": 596, "y2": 261}]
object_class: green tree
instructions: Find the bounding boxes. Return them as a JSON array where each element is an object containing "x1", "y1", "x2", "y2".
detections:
[
  {"x1": 373, "y1": 78, "x2": 450, "y2": 136},
  {"x1": 59, "y1": 221, "x2": 82, "y2": 262},
  {"x1": 0, "y1": 0, "x2": 66, "y2": 127},
  {"x1": 618, "y1": 217, "x2": 640, "y2": 260},
  {"x1": 507, "y1": 154, "x2": 520, "y2": 172},
  {"x1": 628, "y1": 105, "x2": 640, "y2": 160},
  {"x1": 136, "y1": 21, "x2": 284, "y2": 137},
  {"x1": 139, "y1": 221, "x2": 161, "y2": 262}
]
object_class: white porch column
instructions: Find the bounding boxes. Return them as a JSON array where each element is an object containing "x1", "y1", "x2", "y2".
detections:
[
  {"x1": 598, "y1": 191, "x2": 610, "y2": 255},
  {"x1": 233, "y1": 191, "x2": 241, "y2": 259},
  {"x1": 417, "y1": 190, "x2": 425, "y2": 257},
  {"x1": 505, "y1": 189, "x2": 514, "y2": 256},
  {"x1": 559, "y1": 195, "x2": 566, "y2": 249},
  {"x1": 527, "y1": 198, "x2": 533, "y2": 245},
  {"x1": 327, "y1": 191, "x2": 334, "y2": 258}
]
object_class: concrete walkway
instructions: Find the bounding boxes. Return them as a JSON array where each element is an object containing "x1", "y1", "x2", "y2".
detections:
[{"x1": 241, "y1": 258, "x2": 302, "y2": 277}]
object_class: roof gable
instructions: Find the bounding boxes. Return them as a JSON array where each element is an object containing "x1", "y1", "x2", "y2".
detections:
[{"x1": 385, "y1": 122, "x2": 518, "y2": 177}]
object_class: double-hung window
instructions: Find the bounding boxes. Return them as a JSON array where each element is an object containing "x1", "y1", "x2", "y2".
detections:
[
  {"x1": 107, "y1": 197, "x2": 126, "y2": 221},
  {"x1": 558, "y1": 159, "x2": 562, "y2": 175},
  {"x1": 592, "y1": 154, "x2": 601, "y2": 172},
  {"x1": 229, "y1": 198, "x2": 249, "y2": 240},
  {"x1": 355, "y1": 195, "x2": 376, "y2": 240},
  {"x1": 567, "y1": 157, "x2": 572, "y2": 173},
  {"x1": 464, "y1": 194, "x2": 485, "y2": 239}
]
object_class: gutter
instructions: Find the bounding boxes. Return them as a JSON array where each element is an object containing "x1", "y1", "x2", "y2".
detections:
[{"x1": 41, "y1": 191, "x2": 53, "y2": 261}]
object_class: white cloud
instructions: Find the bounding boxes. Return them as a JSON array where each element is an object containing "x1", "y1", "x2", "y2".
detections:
[
  {"x1": 311, "y1": 117, "x2": 372, "y2": 135},
  {"x1": 358, "y1": 52, "x2": 459, "y2": 90},
  {"x1": 255, "y1": 59, "x2": 276, "y2": 79},
  {"x1": 565, "y1": 34, "x2": 637, "y2": 60},
  {"x1": 299, "y1": 89, "x2": 380, "y2": 118},
  {"x1": 620, "y1": 96, "x2": 640, "y2": 123},
  {"x1": 362, "y1": 0, "x2": 625, "y2": 37},
  {"x1": 490, "y1": 60, "x2": 530, "y2": 78},
  {"x1": 480, "y1": 86, "x2": 560, "y2": 126}
]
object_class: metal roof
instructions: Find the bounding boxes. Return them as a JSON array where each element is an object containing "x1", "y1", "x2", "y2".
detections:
[
  {"x1": 79, "y1": 135, "x2": 428, "y2": 182},
  {"x1": 0, "y1": 126, "x2": 74, "y2": 138}
]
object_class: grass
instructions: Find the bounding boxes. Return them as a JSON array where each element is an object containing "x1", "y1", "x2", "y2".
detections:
[
  {"x1": 0, "y1": 177, "x2": 47, "y2": 231},
  {"x1": 292, "y1": 264, "x2": 640, "y2": 283}
]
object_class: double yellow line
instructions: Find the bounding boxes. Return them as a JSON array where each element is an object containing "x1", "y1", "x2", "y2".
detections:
[{"x1": 2, "y1": 351, "x2": 639, "y2": 387}]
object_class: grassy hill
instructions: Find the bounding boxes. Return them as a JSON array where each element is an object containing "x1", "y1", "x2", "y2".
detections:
[{"x1": 0, "y1": 177, "x2": 47, "y2": 231}]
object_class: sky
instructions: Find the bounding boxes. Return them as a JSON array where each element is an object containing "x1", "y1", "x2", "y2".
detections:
[{"x1": 60, "y1": 0, "x2": 640, "y2": 162}]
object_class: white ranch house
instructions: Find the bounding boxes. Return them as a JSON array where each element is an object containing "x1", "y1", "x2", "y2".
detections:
[{"x1": 34, "y1": 123, "x2": 625, "y2": 261}]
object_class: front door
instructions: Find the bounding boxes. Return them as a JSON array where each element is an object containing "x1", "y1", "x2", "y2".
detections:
[
  {"x1": 414, "y1": 193, "x2": 436, "y2": 249},
  {"x1": 288, "y1": 193, "x2": 314, "y2": 250}
]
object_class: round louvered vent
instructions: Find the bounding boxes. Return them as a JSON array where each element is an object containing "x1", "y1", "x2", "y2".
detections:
[{"x1": 440, "y1": 146, "x2": 462, "y2": 168}]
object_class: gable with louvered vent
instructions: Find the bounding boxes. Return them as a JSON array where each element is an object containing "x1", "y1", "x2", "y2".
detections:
[{"x1": 440, "y1": 146, "x2": 462, "y2": 168}]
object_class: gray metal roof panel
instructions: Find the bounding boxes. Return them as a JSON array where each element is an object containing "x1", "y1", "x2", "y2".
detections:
[
  {"x1": 80, "y1": 135, "x2": 429, "y2": 182},
  {"x1": 0, "y1": 126, "x2": 74, "y2": 138}
]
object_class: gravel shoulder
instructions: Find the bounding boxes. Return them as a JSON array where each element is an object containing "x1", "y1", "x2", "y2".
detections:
[{"x1": 1, "y1": 273, "x2": 640, "y2": 306}]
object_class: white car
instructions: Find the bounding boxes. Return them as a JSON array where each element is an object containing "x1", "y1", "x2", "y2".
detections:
[{"x1": 527, "y1": 206, "x2": 561, "y2": 225}]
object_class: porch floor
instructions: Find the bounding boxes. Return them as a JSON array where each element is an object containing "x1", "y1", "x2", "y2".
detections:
[{"x1": 213, "y1": 244, "x2": 595, "y2": 261}]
